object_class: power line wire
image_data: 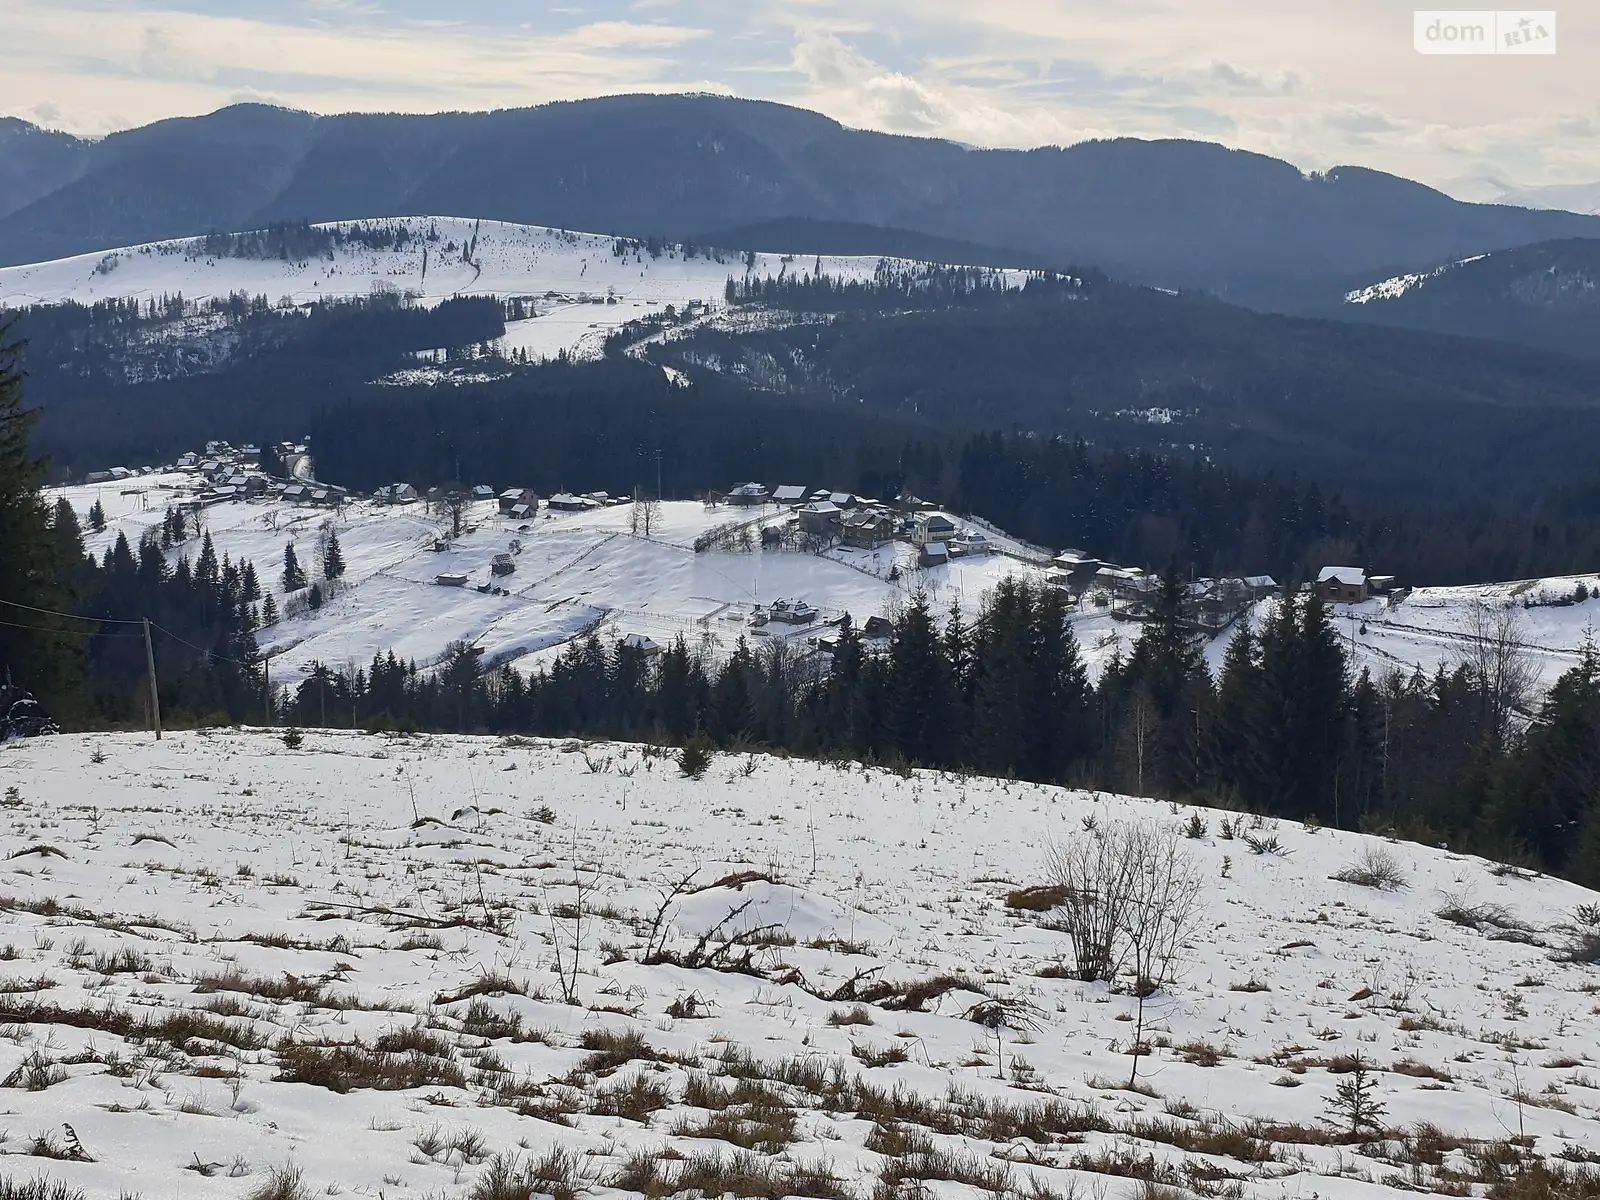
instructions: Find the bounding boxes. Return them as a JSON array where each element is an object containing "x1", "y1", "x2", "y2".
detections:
[
  {"x1": 0, "y1": 618, "x2": 142, "y2": 639},
  {"x1": 150, "y1": 623, "x2": 259, "y2": 667},
  {"x1": 0, "y1": 598, "x2": 143, "y2": 625}
]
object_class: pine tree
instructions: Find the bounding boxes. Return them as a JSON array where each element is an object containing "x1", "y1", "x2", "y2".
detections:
[
  {"x1": 282, "y1": 542, "x2": 306, "y2": 591},
  {"x1": 1486, "y1": 641, "x2": 1600, "y2": 873},
  {"x1": 322, "y1": 532, "x2": 345, "y2": 581},
  {"x1": 1323, "y1": 1055, "x2": 1386, "y2": 1138},
  {"x1": 886, "y1": 592, "x2": 957, "y2": 768},
  {"x1": 0, "y1": 326, "x2": 86, "y2": 716},
  {"x1": 1028, "y1": 584, "x2": 1093, "y2": 781},
  {"x1": 1209, "y1": 619, "x2": 1262, "y2": 801},
  {"x1": 88, "y1": 499, "x2": 106, "y2": 532},
  {"x1": 261, "y1": 593, "x2": 278, "y2": 626},
  {"x1": 50, "y1": 498, "x2": 84, "y2": 570}
]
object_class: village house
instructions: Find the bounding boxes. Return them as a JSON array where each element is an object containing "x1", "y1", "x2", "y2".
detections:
[
  {"x1": 547, "y1": 492, "x2": 597, "y2": 512},
  {"x1": 842, "y1": 510, "x2": 894, "y2": 548},
  {"x1": 727, "y1": 482, "x2": 770, "y2": 506},
  {"x1": 768, "y1": 598, "x2": 819, "y2": 624},
  {"x1": 472, "y1": 485, "x2": 496, "y2": 502},
  {"x1": 498, "y1": 488, "x2": 539, "y2": 515},
  {"x1": 862, "y1": 615, "x2": 893, "y2": 641},
  {"x1": 1316, "y1": 566, "x2": 1368, "y2": 604},
  {"x1": 949, "y1": 531, "x2": 990, "y2": 557},
  {"x1": 373, "y1": 483, "x2": 419, "y2": 505},
  {"x1": 919, "y1": 541, "x2": 950, "y2": 568},
  {"x1": 914, "y1": 513, "x2": 957, "y2": 546},
  {"x1": 772, "y1": 485, "x2": 808, "y2": 506},
  {"x1": 798, "y1": 500, "x2": 843, "y2": 537},
  {"x1": 620, "y1": 633, "x2": 663, "y2": 657}
]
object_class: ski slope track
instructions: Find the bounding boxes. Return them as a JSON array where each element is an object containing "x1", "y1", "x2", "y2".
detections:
[
  {"x1": 0, "y1": 216, "x2": 1034, "y2": 364},
  {"x1": 0, "y1": 729, "x2": 1596, "y2": 1199}
]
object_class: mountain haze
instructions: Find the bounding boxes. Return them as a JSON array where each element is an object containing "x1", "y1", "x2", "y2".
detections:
[{"x1": 2, "y1": 95, "x2": 1598, "y2": 308}]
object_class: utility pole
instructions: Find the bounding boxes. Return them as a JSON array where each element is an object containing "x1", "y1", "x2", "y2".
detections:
[
  {"x1": 263, "y1": 654, "x2": 272, "y2": 726},
  {"x1": 142, "y1": 618, "x2": 162, "y2": 741}
]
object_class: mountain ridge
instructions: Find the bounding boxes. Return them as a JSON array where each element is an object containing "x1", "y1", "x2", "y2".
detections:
[{"x1": 2, "y1": 94, "x2": 1598, "y2": 308}]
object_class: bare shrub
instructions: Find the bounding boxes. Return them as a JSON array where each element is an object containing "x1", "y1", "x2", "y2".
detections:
[
  {"x1": 577, "y1": 1026, "x2": 657, "y2": 1074},
  {"x1": 247, "y1": 1165, "x2": 314, "y2": 1200},
  {"x1": 1040, "y1": 823, "x2": 1144, "y2": 982},
  {"x1": 2, "y1": 1052, "x2": 66, "y2": 1091},
  {"x1": 1042, "y1": 821, "x2": 1203, "y2": 1086},
  {"x1": 460, "y1": 998, "x2": 525, "y2": 1040},
  {"x1": 0, "y1": 1179, "x2": 93, "y2": 1200},
  {"x1": 1041, "y1": 822, "x2": 1205, "y2": 993},
  {"x1": 588, "y1": 1072, "x2": 673, "y2": 1122},
  {"x1": 851, "y1": 1040, "x2": 911, "y2": 1067},
  {"x1": 1437, "y1": 890, "x2": 1521, "y2": 932},
  {"x1": 826, "y1": 1005, "x2": 874, "y2": 1026},
  {"x1": 1332, "y1": 845, "x2": 1409, "y2": 891},
  {"x1": 1554, "y1": 905, "x2": 1600, "y2": 965},
  {"x1": 274, "y1": 1040, "x2": 466, "y2": 1093},
  {"x1": 472, "y1": 1149, "x2": 591, "y2": 1200}
]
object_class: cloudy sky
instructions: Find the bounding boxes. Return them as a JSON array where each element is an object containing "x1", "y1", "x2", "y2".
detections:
[{"x1": 2, "y1": 0, "x2": 1596, "y2": 201}]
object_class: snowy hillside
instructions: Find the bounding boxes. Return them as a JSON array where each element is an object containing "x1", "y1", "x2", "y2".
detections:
[
  {"x1": 1343, "y1": 255, "x2": 1489, "y2": 304},
  {"x1": 53, "y1": 472, "x2": 1600, "y2": 692},
  {"x1": 52, "y1": 476, "x2": 1051, "y2": 685},
  {"x1": 0, "y1": 216, "x2": 1033, "y2": 364},
  {"x1": 1214, "y1": 578, "x2": 1600, "y2": 692},
  {"x1": 0, "y1": 728, "x2": 1596, "y2": 1199}
]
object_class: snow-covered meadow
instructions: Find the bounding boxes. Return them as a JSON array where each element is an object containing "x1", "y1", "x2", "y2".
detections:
[{"x1": 0, "y1": 728, "x2": 1596, "y2": 1199}]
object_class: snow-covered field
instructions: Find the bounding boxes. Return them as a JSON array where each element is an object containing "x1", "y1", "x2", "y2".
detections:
[
  {"x1": 0, "y1": 217, "x2": 1033, "y2": 364},
  {"x1": 0, "y1": 728, "x2": 1596, "y2": 1199},
  {"x1": 52, "y1": 478, "x2": 1048, "y2": 682},
  {"x1": 1214, "y1": 578, "x2": 1600, "y2": 692}
]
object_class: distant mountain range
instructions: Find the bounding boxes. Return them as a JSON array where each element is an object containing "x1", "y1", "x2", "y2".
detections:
[
  {"x1": 2, "y1": 95, "x2": 1598, "y2": 309},
  {"x1": 1340, "y1": 238, "x2": 1600, "y2": 359}
]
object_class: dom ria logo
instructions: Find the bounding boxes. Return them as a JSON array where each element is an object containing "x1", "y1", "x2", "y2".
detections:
[{"x1": 1414, "y1": 10, "x2": 1556, "y2": 53}]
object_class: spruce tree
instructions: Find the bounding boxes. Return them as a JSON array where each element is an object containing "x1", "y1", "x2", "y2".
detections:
[
  {"x1": 886, "y1": 592, "x2": 957, "y2": 768},
  {"x1": 88, "y1": 498, "x2": 106, "y2": 532},
  {"x1": 50, "y1": 498, "x2": 84, "y2": 570},
  {"x1": 0, "y1": 327, "x2": 86, "y2": 716},
  {"x1": 1486, "y1": 642, "x2": 1600, "y2": 872},
  {"x1": 261, "y1": 593, "x2": 278, "y2": 626},
  {"x1": 322, "y1": 532, "x2": 345, "y2": 581},
  {"x1": 1210, "y1": 619, "x2": 1262, "y2": 801},
  {"x1": 282, "y1": 542, "x2": 306, "y2": 591},
  {"x1": 1029, "y1": 584, "x2": 1093, "y2": 781}
]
